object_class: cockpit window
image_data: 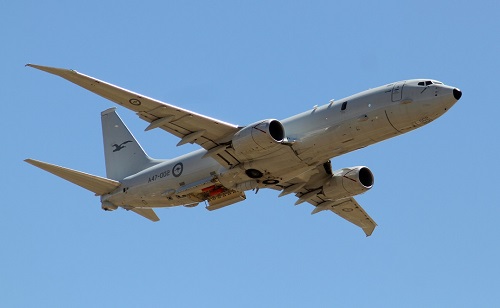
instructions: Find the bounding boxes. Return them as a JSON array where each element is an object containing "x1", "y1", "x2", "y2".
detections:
[
  {"x1": 418, "y1": 80, "x2": 434, "y2": 86},
  {"x1": 418, "y1": 80, "x2": 443, "y2": 86}
]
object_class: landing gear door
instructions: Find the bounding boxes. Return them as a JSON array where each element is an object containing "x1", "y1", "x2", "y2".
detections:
[{"x1": 391, "y1": 81, "x2": 405, "y2": 102}]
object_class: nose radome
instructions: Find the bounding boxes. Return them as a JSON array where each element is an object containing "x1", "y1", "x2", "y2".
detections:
[{"x1": 453, "y1": 88, "x2": 462, "y2": 100}]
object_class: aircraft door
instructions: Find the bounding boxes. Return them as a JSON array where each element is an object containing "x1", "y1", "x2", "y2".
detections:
[{"x1": 391, "y1": 81, "x2": 405, "y2": 102}]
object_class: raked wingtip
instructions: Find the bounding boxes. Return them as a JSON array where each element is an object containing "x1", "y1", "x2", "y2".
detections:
[{"x1": 25, "y1": 63, "x2": 74, "y2": 76}]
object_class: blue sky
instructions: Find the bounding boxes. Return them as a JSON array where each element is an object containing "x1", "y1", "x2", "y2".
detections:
[{"x1": 2, "y1": 1, "x2": 499, "y2": 307}]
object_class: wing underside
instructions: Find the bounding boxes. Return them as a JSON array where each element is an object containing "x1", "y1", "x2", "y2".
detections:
[
  {"x1": 27, "y1": 64, "x2": 241, "y2": 167},
  {"x1": 278, "y1": 163, "x2": 377, "y2": 236},
  {"x1": 25, "y1": 158, "x2": 120, "y2": 196},
  {"x1": 309, "y1": 197, "x2": 377, "y2": 237}
]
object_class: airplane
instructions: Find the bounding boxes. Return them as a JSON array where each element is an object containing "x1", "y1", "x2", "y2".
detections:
[{"x1": 25, "y1": 64, "x2": 462, "y2": 236}]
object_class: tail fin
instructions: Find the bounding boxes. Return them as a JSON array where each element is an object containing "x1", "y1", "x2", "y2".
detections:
[{"x1": 101, "y1": 108, "x2": 161, "y2": 180}]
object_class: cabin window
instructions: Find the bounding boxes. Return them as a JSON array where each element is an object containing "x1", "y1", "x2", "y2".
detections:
[{"x1": 341, "y1": 101, "x2": 348, "y2": 111}]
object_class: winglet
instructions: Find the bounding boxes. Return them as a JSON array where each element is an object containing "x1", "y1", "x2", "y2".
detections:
[{"x1": 26, "y1": 63, "x2": 75, "y2": 77}]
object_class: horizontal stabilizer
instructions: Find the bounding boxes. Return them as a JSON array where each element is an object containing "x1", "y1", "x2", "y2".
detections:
[
  {"x1": 130, "y1": 208, "x2": 160, "y2": 222},
  {"x1": 25, "y1": 159, "x2": 120, "y2": 196}
]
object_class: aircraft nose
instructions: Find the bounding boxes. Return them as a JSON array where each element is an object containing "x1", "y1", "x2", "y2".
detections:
[{"x1": 453, "y1": 88, "x2": 462, "y2": 100}]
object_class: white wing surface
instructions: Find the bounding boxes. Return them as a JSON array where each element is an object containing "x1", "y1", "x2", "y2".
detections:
[
  {"x1": 278, "y1": 163, "x2": 377, "y2": 236},
  {"x1": 310, "y1": 197, "x2": 377, "y2": 237},
  {"x1": 25, "y1": 158, "x2": 120, "y2": 196},
  {"x1": 27, "y1": 64, "x2": 241, "y2": 167}
]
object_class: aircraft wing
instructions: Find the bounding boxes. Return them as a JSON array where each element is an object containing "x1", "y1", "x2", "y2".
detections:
[
  {"x1": 25, "y1": 158, "x2": 120, "y2": 196},
  {"x1": 27, "y1": 64, "x2": 241, "y2": 167},
  {"x1": 279, "y1": 162, "x2": 377, "y2": 236},
  {"x1": 310, "y1": 197, "x2": 377, "y2": 237}
]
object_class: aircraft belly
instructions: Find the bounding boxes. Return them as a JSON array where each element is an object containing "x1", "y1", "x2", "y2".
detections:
[
  {"x1": 121, "y1": 197, "x2": 192, "y2": 208},
  {"x1": 110, "y1": 151, "x2": 222, "y2": 208},
  {"x1": 241, "y1": 146, "x2": 311, "y2": 182},
  {"x1": 109, "y1": 180, "x2": 192, "y2": 208}
]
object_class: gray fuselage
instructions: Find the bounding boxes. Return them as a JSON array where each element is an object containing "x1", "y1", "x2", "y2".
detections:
[{"x1": 103, "y1": 79, "x2": 459, "y2": 208}]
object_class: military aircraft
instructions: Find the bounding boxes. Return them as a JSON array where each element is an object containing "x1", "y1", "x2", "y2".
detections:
[{"x1": 25, "y1": 64, "x2": 462, "y2": 236}]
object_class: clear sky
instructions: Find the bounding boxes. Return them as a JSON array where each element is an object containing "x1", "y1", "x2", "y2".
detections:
[{"x1": 2, "y1": 1, "x2": 499, "y2": 307}]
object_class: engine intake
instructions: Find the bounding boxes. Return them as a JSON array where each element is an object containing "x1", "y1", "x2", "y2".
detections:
[
  {"x1": 232, "y1": 119, "x2": 285, "y2": 158},
  {"x1": 322, "y1": 166, "x2": 374, "y2": 200}
]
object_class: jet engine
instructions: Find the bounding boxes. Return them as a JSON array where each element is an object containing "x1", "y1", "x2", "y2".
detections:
[
  {"x1": 232, "y1": 119, "x2": 285, "y2": 158},
  {"x1": 322, "y1": 166, "x2": 374, "y2": 200}
]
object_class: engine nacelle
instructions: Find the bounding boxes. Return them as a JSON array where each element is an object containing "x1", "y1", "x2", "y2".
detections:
[
  {"x1": 101, "y1": 201, "x2": 118, "y2": 211},
  {"x1": 322, "y1": 166, "x2": 374, "y2": 200},
  {"x1": 232, "y1": 119, "x2": 285, "y2": 158}
]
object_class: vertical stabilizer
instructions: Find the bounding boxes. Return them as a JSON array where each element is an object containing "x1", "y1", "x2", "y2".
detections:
[{"x1": 101, "y1": 108, "x2": 160, "y2": 180}]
